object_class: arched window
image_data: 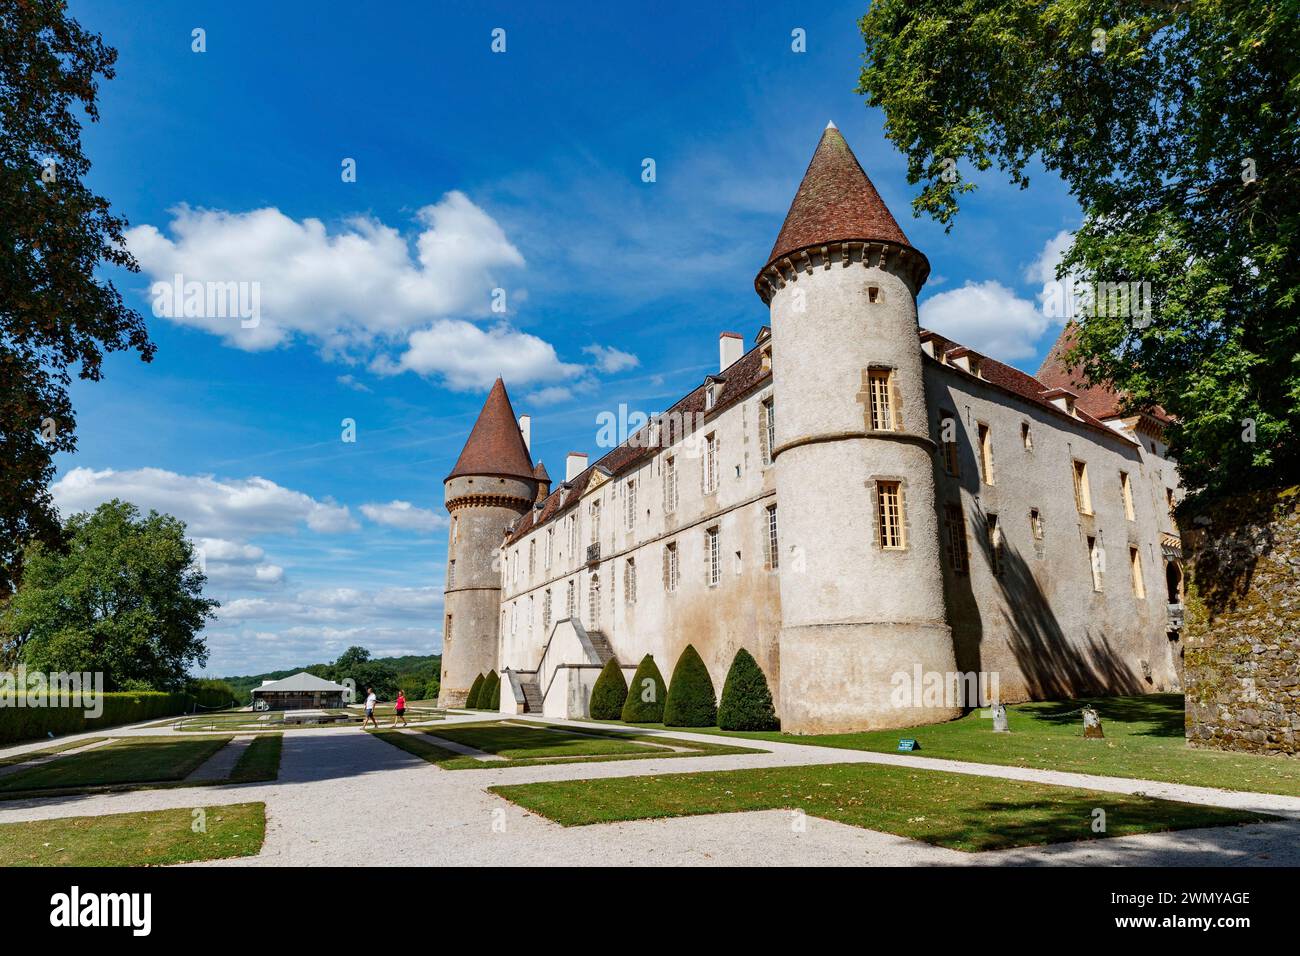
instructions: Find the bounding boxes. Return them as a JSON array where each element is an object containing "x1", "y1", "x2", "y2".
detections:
[
  {"x1": 588, "y1": 573, "x2": 601, "y2": 629},
  {"x1": 1165, "y1": 561, "x2": 1182, "y2": 604}
]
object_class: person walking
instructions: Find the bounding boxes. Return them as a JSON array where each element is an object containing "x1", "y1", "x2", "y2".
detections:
[
  {"x1": 362, "y1": 687, "x2": 379, "y2": 729},
  {"x1": 392, "y1": 689, "x2": 409, "y2": 727}
]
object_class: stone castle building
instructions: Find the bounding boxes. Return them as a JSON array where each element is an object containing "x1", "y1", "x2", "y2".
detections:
[{"x1": 438, "y1": 124, "x2": 1185, "y2": 733}]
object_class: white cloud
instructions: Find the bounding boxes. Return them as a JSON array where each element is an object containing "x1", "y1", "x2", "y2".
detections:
[
  {"x1": 52, "y1": 467, "x2": 359, "y2": 540},
  {"x1": 582, "y1": 344, "x2": 639, "y2": 374},
  {"x1": 526, "y1": 385, "x2": 575, "y2": 406},
  {"x1": 919, "y1": 280, "x2": 1048, "y2": 361},
  {"x1": 1026, "y1": 229, "x2": 1082, "y2": 322},
  {"x1": 126, "y1": 192, "x2": 525, "y2": 352},
  {"x1": 376, "y1": 319, "x2": 583, "y2": 391},
  {"x1": 360, "y1": 500, "x2": 445, "y2": 533},
  {"x1": 336, "y1": 374, "x2": 371, "y2": 393}
]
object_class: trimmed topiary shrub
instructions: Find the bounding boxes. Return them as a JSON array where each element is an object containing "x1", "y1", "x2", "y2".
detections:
[
  {"x1": 589, "y1": 658, "x2": 628, "y2": 719},
  {"x1": 620, "y1": 654, "x2": 667, "y2": 723},
  {"x1": 479, "y1": 670, "x2": 500, "y2": 710},
  {"x1": 717, "y1": 648, "x2": 779, "y2": 731},
  {"x1": 464, "y1": 673, "x2": 485, "y2": 709},
  {"x1": 663, "y1": 644, "x2": 717, "y2": 727}
]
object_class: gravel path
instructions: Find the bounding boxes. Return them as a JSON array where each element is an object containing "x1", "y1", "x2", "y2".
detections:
[{"x1": 0, "y1": 715, "x2": 1296, "y2": 866}]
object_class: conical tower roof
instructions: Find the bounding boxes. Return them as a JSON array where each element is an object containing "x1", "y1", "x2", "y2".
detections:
[
  {"x1": 445, "y1": 378, "x2": 535, "y2": 482},
  {"x1": 759, "y1": 122, "x2": 922, "y2": 289}
]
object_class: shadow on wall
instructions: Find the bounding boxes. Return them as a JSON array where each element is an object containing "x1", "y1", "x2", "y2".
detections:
[
  {"x1": 966, "y1": 501, "x2": 1144, "y2": 700},
  {"x1": 1183, "y1": 490, "x2": 1286, "y2": 619}
]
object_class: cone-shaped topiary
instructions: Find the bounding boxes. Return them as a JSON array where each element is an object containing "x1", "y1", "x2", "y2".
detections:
[
  {"x1": 717, "y1": 648, "x2": 779, "y2": 731},
  {"x1": 620, "y1": 654, "x2": 667, "y2": 723},
  {"x1": 480, "y1": 670, "x2": 500, "y2": 710},
  {"x1": 464, "y1": 673, "x2": 485, "y2": 709},
  {"x1": 589, "y1": 658, "x2": 628, "y2": 720},
  {"x1": 663, "y1": 644, "x2": 717, "y2": 727}
]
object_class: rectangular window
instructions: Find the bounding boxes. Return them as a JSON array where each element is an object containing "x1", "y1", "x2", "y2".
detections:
[
  {"x1": 566, "y1": 579, "x2": 576, "y2": 617},
  {"x1": 706, "y1": 527, "x2": 720, "y2": 586},
  {"x1": 944, "y1": 503, "x2": 968, "y2": 574},
  {"x1": 765, "y1": 504, "x2": 779, "y2": 570},
  {"x1": 545, "y1": 528, "x2": 553, "y2": 569},
  {"x1": 703, "y1": 433, "x2": 718, "y2": 493},
  {"x1": 663, "y1": 542, "x2": 679, "y2": 592},
  {"x1": 1073, "y1": 460, "x2": 1093, "y2": 514},
  {"x1": 760, "y1": 397, "x2": 775, "y2": 465},
  {"x1": 447, "y1": 559, "x2": 455, "y2": 588},
  {"x1": 444, "y1": 613, "x2": 452, "y2": 647},
  {"x1": 625, "y1": 558, "x2": 637, "y2": 605},
  {"x1": 625, "y1": 479, "x2": 636, "y2": 531},
  {"x1": 528, "y1": 540, "x2": 535, "y2": 576},
  {"x1": 940, "y1": 413, "x2": 960, "y2": 477},
  {"x1": 987, "y1": 513, "x2": 1003, "y2": 576},
  {"x1": 1130, "y1": 547, "x2": 1145, "y2": 598},
  {"x1": 589, "y1": 499, "x2": 600, "y2": 545},
  {"x1": 1021, "y1": 421, "x2": 1033, "y2": 450},
  {"x1": 664, "y1": 456, "x2": 677, "y2": 513},
  {"x1": 1030, "y1": 508, "x2": 1044, "y2": 540},
  {"x1": 1088, "y1": 536, "x2": 1103, "y2": 591},
  {"x1": 977, "y1": 423, "x2": 994, "y2": 484},
  {"x1": 568, "y1": 514, "x2": 578, "y2": 562},
  {"x1": 542, "y1": 590, "x2": 552, "y2": 632},
  {"x1": 876, "y1": 481, "x2": 905, "y2": 550},
  {"x1": 1121, "y1": 471, "x2": 1135, "y2": 521},
  {"x1": 868, "y1": 369, "x2": 894, "y2": 431}
]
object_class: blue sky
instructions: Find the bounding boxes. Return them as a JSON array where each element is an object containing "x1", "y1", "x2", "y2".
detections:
[{"x1": 57, "y1": 0, "x2": 1083, "y2": 676}]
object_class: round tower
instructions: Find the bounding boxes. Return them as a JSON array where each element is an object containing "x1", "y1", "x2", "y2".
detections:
[
  {"x1": 756, "y1": 122, "x2": 959, "y2": 733},
  {"x1": 438, "y1": 378, "x2": 537, "y2": 707}
]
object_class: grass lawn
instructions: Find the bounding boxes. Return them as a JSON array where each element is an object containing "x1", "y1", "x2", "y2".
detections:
[
  {"x1": 172, "y1": 706, "x2": 444, "y2": 733},
  {"x1": 229, "y1": 734, "x2": 283, "y2": 782},
  {"x1": 373, "y1": 720, "x2": 762, "y2": 769},
  {"x1": 600, "y1": 695, "x2": 1300, "y2": 799},
  {"x1": 0, "y1": 737, "x2": 108, "y2": 768},
  {"x1": 0, "y1": 802, "x2": 266, "y2": 866},
  {"x1": 0, "y1": 736, "x2": 230, "y2": 793},
  {"x1": 491, "y1": 762, "x2": 1272, "y2": 852}
]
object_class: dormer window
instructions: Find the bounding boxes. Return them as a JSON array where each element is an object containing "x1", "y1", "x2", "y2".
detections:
[{"x1": 704, "y1": 376, "x2": 725, "y2": 411}]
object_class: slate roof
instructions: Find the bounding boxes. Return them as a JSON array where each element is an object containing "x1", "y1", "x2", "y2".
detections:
[
  {"x1": 446, "y1": 377, "x2": 536, "y2": 482},
  {"x1": 251, "y1": 672, "x2": 350, "y2": 694}
]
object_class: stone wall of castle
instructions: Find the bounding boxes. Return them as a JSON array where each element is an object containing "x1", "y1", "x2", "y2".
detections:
[
  {"x1": 1184, "y1": 486, "x2": 1300, "y2": 756},
  {"x1": 928, "y1": 361, "x2": 1185, "y2": 703}
]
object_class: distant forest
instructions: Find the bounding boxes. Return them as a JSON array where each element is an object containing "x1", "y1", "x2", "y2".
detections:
[{"x1": 220, "y1": 650, "x2": 440, "y2": 705}]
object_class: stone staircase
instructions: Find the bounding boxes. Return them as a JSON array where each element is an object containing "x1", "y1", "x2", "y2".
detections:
[
  {"x1": 519, "y1": 680, "x2": 543, "y2": 713},
  {"x1": 585, "y1": 629, "x2": 616, "y2": 665}
]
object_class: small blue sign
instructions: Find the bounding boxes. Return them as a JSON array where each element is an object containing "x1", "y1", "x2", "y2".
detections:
[{"x1": 897, "y1": 738, "x2": 920, "y2": 752}]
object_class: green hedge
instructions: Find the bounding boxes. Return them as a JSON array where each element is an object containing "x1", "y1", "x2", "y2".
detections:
[
  {"x1": 663, "y1": 645, "x2": 717, "y2": 727},
  {"x1": 0, "y1": 692, "x2": 194, "y2": 746},
  {"x1": 717, "y1": 648, "x2": 779, "y2": 731},
  {"x1": 589, "y1": 659, "x2": 628, "y2": 719},
  {"x1": 621, "y1": 654, "x2": 667, "y2": 723},
  {"x1": 479, "y1": 670, "x2": 500, "y2": 710},
  {"x1": 465, "y1": 673, "x2": 485, "y2": 709}
]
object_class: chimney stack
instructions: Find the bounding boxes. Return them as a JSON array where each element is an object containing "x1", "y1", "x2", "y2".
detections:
[
  {"x1": 518, "y1": 415, "x2": 531, "y2": 453},
  {"x1": 565, "y1": 452, "x2": 588, "y2": 481},
  {"x1": 719, "y1": 331, "x2": 744, "y2": 372}
]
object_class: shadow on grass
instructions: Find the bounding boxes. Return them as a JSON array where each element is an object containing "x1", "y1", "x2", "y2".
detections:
[{"x1": 1027, "y1": 693, "x2": 1185, "y2": 737}]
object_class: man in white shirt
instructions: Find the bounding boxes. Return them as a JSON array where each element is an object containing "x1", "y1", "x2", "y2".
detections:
[{"x1": 362, "y1": 688, "x2": 378, "y2": 729}]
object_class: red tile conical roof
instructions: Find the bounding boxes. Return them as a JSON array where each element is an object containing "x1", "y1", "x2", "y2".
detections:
[
  {"x1": 764, "y1": 123, "x2": 916, "y2": 268},
  {"x1": 446, "y1": 378, "x2": 536, "y2": 482}
]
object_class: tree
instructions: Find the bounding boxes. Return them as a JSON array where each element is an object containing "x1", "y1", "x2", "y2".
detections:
[
  {"x1": 588, "y1": 658, "x2": 629, "y2": 720},
  {"x1": 0, "y1": 500, "x2": 216, "y2": 689},
  {"x1": 663, "y1": 644, "x2": 717, "y2": 727},
  {"x1": 857, "y1": 2, "x2": 1300, "y2": 504},
  {"x1": 465, "y1": 673, "x2": 485, "y2": 709},
  {"x1": 479, "y1": 670, "x2": 500, "y2": 710},
  {"x1": 620, "y1": 654, "x2": 667, "y2": 723},
  {"x1": 0, "y1": 2, "x2": 155, "y2": 592},
  {"x1": 329, "y1": 646, "x2": 398, "y2": 701},
  {"x1": 717, "y1": 648, "x2": 779, "y2": 731}
]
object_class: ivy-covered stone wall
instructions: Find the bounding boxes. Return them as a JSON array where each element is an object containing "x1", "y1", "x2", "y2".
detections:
[{"x1": 1184, "y1": 486, "x2": 1299, "y2": 756}]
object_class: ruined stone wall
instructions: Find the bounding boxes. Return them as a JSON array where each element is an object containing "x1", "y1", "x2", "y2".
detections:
[{"x1": 1184, "y1": 486, "x2": 1300, "y2": 756}]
